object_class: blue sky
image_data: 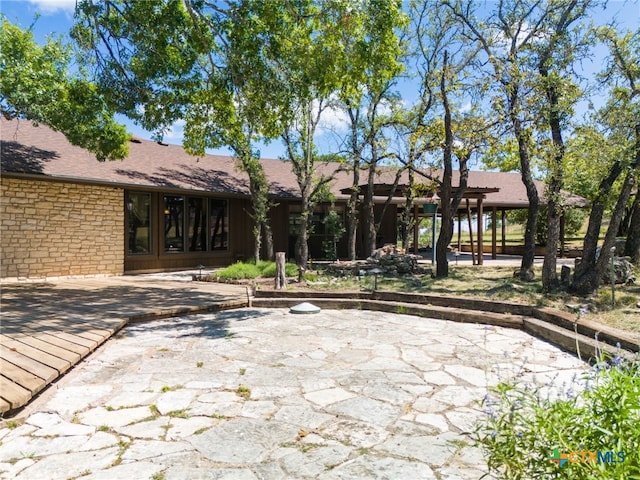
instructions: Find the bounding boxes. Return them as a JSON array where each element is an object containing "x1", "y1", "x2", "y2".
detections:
[{"x1": 2, "y1": 0, "x2": 639, "y2": 160}]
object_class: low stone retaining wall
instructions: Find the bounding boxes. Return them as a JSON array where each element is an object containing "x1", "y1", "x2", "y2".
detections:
[{"x1": 252, "y1": 289, "x2": 639, "y2": 361}]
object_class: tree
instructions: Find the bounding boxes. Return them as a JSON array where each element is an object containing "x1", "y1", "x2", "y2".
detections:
[
  {"x1": 0, "y1": 18, "x2": 128, "y2": 161},
  {"x1": 531, "y1": 0, "x2": 594, "y2": 291},
  {"x1": 73, "y1": 0, "x2": 281, "y2": 262},
  {"x1": 329, "y1": 0, "x2": 407, "y2": 260},
  {"x1": 571, "y1": 27, "x2": 640, "y2": 292},
  {"x1": 444, "y1": 0, "x2": 570, "y2": 281}
]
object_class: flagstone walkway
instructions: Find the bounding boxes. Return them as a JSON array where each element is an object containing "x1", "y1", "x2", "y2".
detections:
[{"x1": 0, "y1": 307, "x2": 586, "y2": 479}]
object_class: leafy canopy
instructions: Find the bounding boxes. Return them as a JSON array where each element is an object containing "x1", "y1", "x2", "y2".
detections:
[{"x1": 0, "y1": 18, "x2": 128, "y2": 161}]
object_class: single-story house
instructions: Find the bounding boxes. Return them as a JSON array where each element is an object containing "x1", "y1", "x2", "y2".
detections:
[{"x1": 0, "y1": 117, "x2": 587, "y2": 280}]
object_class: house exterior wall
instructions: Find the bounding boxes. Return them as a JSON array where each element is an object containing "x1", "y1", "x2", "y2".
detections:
[
  {"x1": 1, "y1": 177, "x2": 124, "y2": 280},
  {"x1": 123, "y1": 192, "x2": 253, "y2": 272}
]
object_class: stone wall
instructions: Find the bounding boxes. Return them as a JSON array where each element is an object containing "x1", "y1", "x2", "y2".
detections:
[{"x1": 1, "y1": 177, "x2": 124, "y2": 280}]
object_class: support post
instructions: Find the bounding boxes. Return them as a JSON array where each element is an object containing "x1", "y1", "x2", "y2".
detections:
[
  {"x1": 477, "y1": 198, "x2": 484, "y2": 266},
  {"x1": 431, "y1": 213, "x2": 437, "y2": 265},
  {"x1": 413, "y1": 204, "x2": 419, "y2": 255},
  {"x1": 466, "y1": 199, "x2": 475, "y2": 265},
  {"x1": 501, "y1": 209, "x2": 506, "y2": 253},
  {"x1": 491, "y1": 207, "x2": 497, "y2": 260}
]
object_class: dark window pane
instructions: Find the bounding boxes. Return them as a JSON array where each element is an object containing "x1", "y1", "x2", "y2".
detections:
[
  {"x1": 164, "y1": 195, "x2": 184, "y2": 252},
  {"x1": 210, "y1": 199, "x2": 228, "y2": 250},
  {"x1": 127, "y1": 192, "x2": 152, "y2": 254},
  {"x1": 188, "y1": 197, "x2": 207, "y2": 251}
]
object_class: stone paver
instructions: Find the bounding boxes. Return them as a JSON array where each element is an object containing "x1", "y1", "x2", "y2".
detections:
[{"x1": 0, "y1": 308, "x2": 586, "y2": 479}]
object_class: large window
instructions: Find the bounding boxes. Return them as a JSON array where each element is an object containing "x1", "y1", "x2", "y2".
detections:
[
  {"x1": 210, "y1": 198, "x2": 228, "y2": 250},
  {"x1": 164, "y1": 195, "x2": 185, "y2": 252},
  {"x1": 161, "y1": 194, "x2": 228, "y2": 253},
  {"x1": 126, "y1": 192, "x2": 151, "y2": 254},
  {"x1": 188, "y1": 197, "x2": 207, "y2": 251}
]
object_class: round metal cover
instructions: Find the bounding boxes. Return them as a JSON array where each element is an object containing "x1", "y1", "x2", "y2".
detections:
[{"x1": 289, "y1": 302, "x2": 321, "y2": 314}]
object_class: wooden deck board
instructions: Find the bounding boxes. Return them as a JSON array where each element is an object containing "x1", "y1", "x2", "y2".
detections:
[
  {"x1": 0, "y1": 358, "x2": 45, "y2": 393},
  {"x1": 48, "y1": 331, "x2": 99, "y2": 349},
  {"x1": 5, "y1": 334, "x2": 82, "y2": 363},
  {"x1": 0, "y1": 336, "x2": 71, "y2": 373},
  {"x1": 0, "y1": 375, "x2": 32, "y2": 409},
  {"x1": 22, "y1": 330, "x2": 91, "y2": 356},
  {"x1": 0, "y1": 345, "x2": 58, "y2": 383}
]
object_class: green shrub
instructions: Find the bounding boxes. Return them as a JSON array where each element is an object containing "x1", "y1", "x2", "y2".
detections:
[
  {"x1": 255, "y1": 260, "x2": 272, "y2": 273},
  {"x1": 259, "y1": 261, "x2": 298, "y2": 278},
  {"x1": 215, "y1": 262, "x2": 260, "y2": 280},
  {"x1": 473, "y1": 354, "x2": 640, "y2": 479}
]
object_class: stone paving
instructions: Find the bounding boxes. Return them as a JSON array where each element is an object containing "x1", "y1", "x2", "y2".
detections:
[{"x1": 0, "y1": 308, "x2": 586, "y2": 480}]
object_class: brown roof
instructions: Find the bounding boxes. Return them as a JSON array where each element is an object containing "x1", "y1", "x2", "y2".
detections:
[{"x1": 1, "y1": 118, "x2": 587, "y2": 208}]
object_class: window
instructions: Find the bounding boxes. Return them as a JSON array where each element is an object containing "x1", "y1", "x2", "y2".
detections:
[
  {"x1": 159, "y1": 195, "x2": 228, "y2": 253},
  {"x1": 188, "y1": 197, "x2": 207, "y2": 251},
  {"x1": 210, "y1": 199, "x2": 228, "y2": 250},
  {"x1": 164, "y1": 195, "x2": 185, "y2": 252},
  {"x1": 126, "y1": 192, "x2": 151, "y2": 254}
]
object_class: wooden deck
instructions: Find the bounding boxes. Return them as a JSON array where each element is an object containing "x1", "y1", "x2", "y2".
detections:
[{"x1": 0, "y1": 276, "x2": 247, "y2": 415}]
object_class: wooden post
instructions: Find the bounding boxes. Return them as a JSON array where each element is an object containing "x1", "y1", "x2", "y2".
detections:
[
  {"x1": 477, "y1": 198, "x2": 484, "y2": 265},
  {"x1": 501, "y1": 209, "x2": 506, "y2": 253},
  {"x1": 466, "y1": 199, "x2": 475, "y2": 265},
  {"x1": 491, "y1": 207, "x2": 497, "y2": 260},
  {"x1": 413, "y1": 204, "x2": 419, "y2": 254},
  {"x1": 275, "y1": 252, "x2": 287, "y2": 290},
  {"x1": 560, "y1": 214, "x2": 565, "y2": 258}
]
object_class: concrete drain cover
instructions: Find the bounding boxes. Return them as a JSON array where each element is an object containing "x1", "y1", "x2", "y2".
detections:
[{"x1": 289, "y1": 302, "x2": 321, "y2": 314}]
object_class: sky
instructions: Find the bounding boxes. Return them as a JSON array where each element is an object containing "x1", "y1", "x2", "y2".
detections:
[{"x1": 2, "y1": 0, "x2": 639, "y2": 161}]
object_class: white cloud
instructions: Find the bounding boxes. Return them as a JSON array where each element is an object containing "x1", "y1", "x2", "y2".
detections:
[
  {"x1": 318, "y1": 104, "x2": 350, "y2": 134},
  {"x1": 162, "y1": 119, "x2": 186, "y2": 141},
  {"x1": 27, "y1": 0, "x2": 77, "y2": 14}
]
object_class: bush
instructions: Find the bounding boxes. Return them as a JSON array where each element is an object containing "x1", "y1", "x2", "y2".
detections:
[
  {"x1": 215, "y1": 262, "x2": 261, "y2": 280},
  {"x1": 215, "y1": 261, "x2": 298, "y2": 280},
  {"x1": 259, "y1": 261, "x2": 298, "y2": 278},
  {"x1": 473, "y1": 353, "x2": 640, "y2": 479}
]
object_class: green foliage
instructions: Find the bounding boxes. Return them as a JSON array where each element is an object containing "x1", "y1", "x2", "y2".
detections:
[
  {"x1": 0, "y1": 18, "x2": 128, "y2": 161},
  {"x1": 216, "y1": 260, "x2": 299, "y2": 280},
  {"x1": 473, "y1": 354, "x2": 640, "y2": 479},
  {"x1": 216, "y1": 262, "x2": 261, "y2": 280},
  {"x1": 534, "y1": 207, "x2": 588, "y2": 245},
  {"x1": 258, "y1": 261, "x2": 298, "y2": 278}
]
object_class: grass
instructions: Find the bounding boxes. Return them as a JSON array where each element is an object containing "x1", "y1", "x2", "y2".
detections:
[
  {"x1": 236, "y1": 385, "x2": 251, "y2": 400},
  {"x1": 302, "y1": 265, "x2": 640, "y2": 335},
  {"x1": 212, "y1": 260, "x2": 298, "y2": 281}
]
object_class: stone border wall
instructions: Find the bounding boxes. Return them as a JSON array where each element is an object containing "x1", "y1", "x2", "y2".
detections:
[
  {"x1": 1, "y1": 177, "x2": 125, "y2": 280},
  {"x1": 253, "y1": 289, "x2": 639, "y2": 360}
]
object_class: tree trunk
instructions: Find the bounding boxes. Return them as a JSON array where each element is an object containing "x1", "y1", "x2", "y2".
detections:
[
  {"x1": 253, "y1": 223, "x2": 262, "y2": 263},
  {"x1": 624, "y1": 189, "x2": 640, "y2": 264},
  {"x1": 436, "y1": 51, "x2": 453, "y2": 278},
  {"x1": 540, "y1": 66, "x2": 565, "y2": 292},
  {"x1": 262, "y1": 221, "x2": 274, "y2": 261},
  {"x1": 512, "y1": 113, "x2": 539, "y2": 281},
  {"x1": 347, "y1": 179, "x2": 360, "y2": 261},
  {"x1": 572, "y1": 160, "x2": 624, "y2": 292}
]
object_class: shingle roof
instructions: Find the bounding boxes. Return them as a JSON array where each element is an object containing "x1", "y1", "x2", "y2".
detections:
[{"x1": 1, "y1": 117, "x2": 587, "y2": 208}]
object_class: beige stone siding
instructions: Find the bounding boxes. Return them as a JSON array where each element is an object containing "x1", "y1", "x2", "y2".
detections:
[{"x1": 1, "y1": 177, "x2": 124, "y2": 279}]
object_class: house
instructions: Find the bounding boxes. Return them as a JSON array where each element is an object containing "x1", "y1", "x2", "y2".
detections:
[{"x1": 1, "y1": 118, "x2": 587, "y2": 280}]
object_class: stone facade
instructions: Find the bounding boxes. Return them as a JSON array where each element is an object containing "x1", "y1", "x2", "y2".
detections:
[{"x1": 1, "y1": 177, "x2": 124, "y2": 280}]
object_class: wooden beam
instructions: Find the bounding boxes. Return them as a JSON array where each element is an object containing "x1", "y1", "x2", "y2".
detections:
[
  {"x1": 413, "y1": 204, "x2": 419, "y2": 254},
  {"x1": 491, "y1": 207, "x2": 497, "y2": 260},
  {"x1": 477, "y1": 198, "x2": 484, "y2": 265},
  {"x1": 501, "y1": 209, "x2": 506, "y2": 252},
  {"x1": 466, "y1": 199, "x2": 475, "y2": 265}
]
